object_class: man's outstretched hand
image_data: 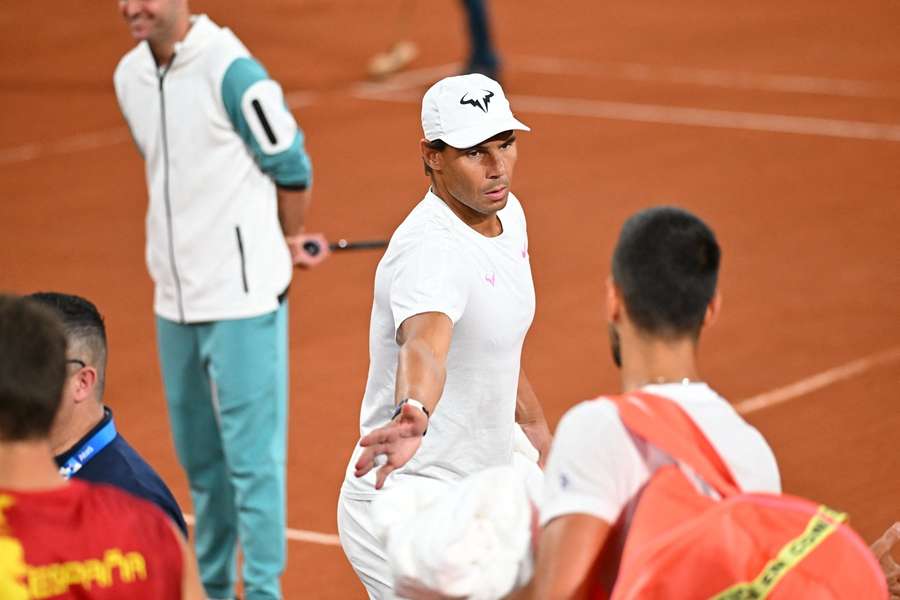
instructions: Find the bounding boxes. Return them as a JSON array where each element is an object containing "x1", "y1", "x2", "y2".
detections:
[
  {"x1": 872, "y1": 522, "x2": 900, "y2": 599},
  {"x1": 354, "y1": 402, "x2": 428, "y2": 489}
]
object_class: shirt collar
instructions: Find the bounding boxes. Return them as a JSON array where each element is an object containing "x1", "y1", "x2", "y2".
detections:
[{"x1": 54, "y1": 407, "x2": 115, "y2": 467}]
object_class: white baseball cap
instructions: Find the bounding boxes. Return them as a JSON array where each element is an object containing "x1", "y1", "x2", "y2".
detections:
[{"x1": 421, "y1": 73, "x2": 530, "y2": 149}]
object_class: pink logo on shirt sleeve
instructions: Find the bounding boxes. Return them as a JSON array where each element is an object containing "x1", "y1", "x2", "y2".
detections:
[{"x1": 485, "y1": 273, "x2": 496, "y2": 287}]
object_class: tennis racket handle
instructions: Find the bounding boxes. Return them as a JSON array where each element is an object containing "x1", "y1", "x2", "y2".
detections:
[{"x1": 332, "y1": 239, "x2": 389, "y2": 251}]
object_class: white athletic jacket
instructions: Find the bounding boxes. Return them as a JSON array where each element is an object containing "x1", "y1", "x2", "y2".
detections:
[{"x1": 114, "y1": 15, "x2": 312, "y2": 323}]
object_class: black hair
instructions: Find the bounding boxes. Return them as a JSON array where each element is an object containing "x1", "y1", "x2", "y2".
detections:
[
  {"x1": 423, "y1": 139, "x2": 447, "y2": 176},
  {"x1": 28, "y1": 292, "x2": 108, "y2": 398},
  {"x1": 0, "y1": 295, "x2": 68, "y2": 441},
  {"x1": 611, "y1": 206, "x2": 720, "y2": 338}
]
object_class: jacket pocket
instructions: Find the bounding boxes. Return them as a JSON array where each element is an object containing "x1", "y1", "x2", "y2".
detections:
[{"x1": 235, "y1": 226, "x2": 249, "y2": 293}]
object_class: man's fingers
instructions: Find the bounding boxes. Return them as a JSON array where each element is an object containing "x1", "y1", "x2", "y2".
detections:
[
  {"x1": 359, "y1": 424, "x2": 399, "y2": 448},
  {"x1": 294, "y1": 251, "x2": 329, "y2": 269},
  {"x1": 354, "y1": 449, "x2": 375, "y2": 477},
  {"x1": 359, "y1": 420, "x2": 423, "y2": 450},
  {"x1": 359, "y1": 435, "x2": 389, "y2": 450},
  {"x1": 354, "y1": 419, "x2": 423, "y2": 484},
  {"x1": 354, "y1": 441, "x2": 390, "y2": 474},
  {"x1": 375, "y1": 462, "x2": 397, "y2": 490},
  {"x1": 287, "y1": 233, "x2": 331, "y2": 268},
  {"x1": 872, "y1": 523, "x2": 900, "y2": 600},
  {"x1": 872, "y1": 522, "x2": 900, "y2": 558}
]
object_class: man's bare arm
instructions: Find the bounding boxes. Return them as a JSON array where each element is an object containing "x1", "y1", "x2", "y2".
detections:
[
  {"x1": 511, "y1": 514, "x2": 611, "y2": 600},
  {"x1": 394, "y1": 311, "x2": 454, "y2": 412},
  {"x1": 277, "y1": 186, "x2": 329, "y2": 267},
  {"x1": 355, "y1": 312, "x2": 453, "y2": 488},
  {"x1": 170, "y1": 520, "x2": 205, "y2": 600},
  {"x1": 515, "y1": 368, "x2": 552, "y2": 467}
]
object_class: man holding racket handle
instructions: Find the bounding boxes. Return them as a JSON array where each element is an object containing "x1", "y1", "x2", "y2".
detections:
[{"x1": 114, "y1": 1, "x2": 327, "y2": 598}]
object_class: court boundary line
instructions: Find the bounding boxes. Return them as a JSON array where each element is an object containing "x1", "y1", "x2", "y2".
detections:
[
  {"x1": 0, "y1": 129, "x2": 131, "y2": 165},
  {"x1": 9, "y1": 55, "x2": 899, "y2": 547},
  {"x1": 0, "y1": 93, "x2": 317, "y2": 167},
  {"x1": 356, "y1": 89, "x2": 900, "y2": 142},
  {"x1": 513, "y1": 55, "x2": 900, "y2": 99},
  {"x1": 180, "y1": 345, "x2": 900, "y2": 547},
  {"x1": 182, "y1": 514, "x2": 342, "y2": 546},
  {"x1": 351, "y1": 62, "x2": 458, "y2": 96},
  {"x1": 6, "y1": 58, "x2": 900, "y2": 166},
  {"x1": 510, "y1": 95, "x2": 900, "y2": 142},
  {"x1": 735, "y1": 345, "x2": 900, "y2": 414}
]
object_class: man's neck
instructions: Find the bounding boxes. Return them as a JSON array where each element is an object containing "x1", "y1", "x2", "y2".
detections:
[
  {"x1": 149, "y1": 13, "x2": 192, "y2": 67},
  {"x1": 619, "y1": 332, "x2": 702, "y2": 392},
  {"x1": 50, "y1": 402, "x2": 105, "y2": 457},
  {"x1": 430, "y1": 185, "x2": 502, "y2": 237},
  {"x1": 0, "y1": 440, "x2": 66, "y2": 491}
]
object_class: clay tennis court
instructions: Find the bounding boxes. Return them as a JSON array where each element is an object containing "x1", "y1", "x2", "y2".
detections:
[{"x1": 2, "y1": 1, "x2": 898, "y2": 597}]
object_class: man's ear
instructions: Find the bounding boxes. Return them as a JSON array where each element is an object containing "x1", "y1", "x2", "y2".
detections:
[
  {"x1": 420, "y1": 139, "x2": 443, "y2": 173},
  {"x1": 605, "y1": 276, "x2": 622, "y2": 324},
  {"x1": 72, "y1": 367, "x2": 98, "y2": 404},
  {"x1": 703, "y1": 291, "x2": 722, "y2": 328}
]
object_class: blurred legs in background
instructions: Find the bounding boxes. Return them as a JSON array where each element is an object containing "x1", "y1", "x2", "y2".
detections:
[
  {"x1": 460, "y1": 0, "x2": 500, "y2": 81},
  {"x1": 367, "y1": 0, "x2": 502, "y2": 81}
]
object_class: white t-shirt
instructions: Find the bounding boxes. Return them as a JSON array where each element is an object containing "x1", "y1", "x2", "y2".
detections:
[
  {"x1": 541, "y1": 383, "x2": 781, "y2": 528},
  {"x1": 342, "y1": 190, "x2": 536, "y2": 500}
]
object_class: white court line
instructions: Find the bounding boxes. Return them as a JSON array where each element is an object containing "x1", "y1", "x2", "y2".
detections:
[
  {"x1": 510, "y1": 95, "x2": 900, "y2": 142},
  {"x1": 0, "y1": 128, "x2": 131, "y2": 165},
  {"x1": 182, "y1": 513, "x2": 341, "y2": 546},
  {"x1": 357, "y1": 91, "x2": 900, "y2": 143},
  {"x1": 6, "y1": 60, "x2": 900, "y2": 165},
  {"x1": 514, "y1": 55, "x2": 900, "y2": 99},
  {"x1": 0, "y1": 93, "x2": 317, "y2": 167},
  {"x1": 283, "y1": 90, "x2": 318, "y2": 108},
  {"x1": 735, "y1": 346, "x2": 900, "y2": 414},
  {"x1": 352, "y1": 62, "x2": 459, "y2": 96},
  {"x1": 183, "y1": 345, "x2": 900, "y2": 547}
]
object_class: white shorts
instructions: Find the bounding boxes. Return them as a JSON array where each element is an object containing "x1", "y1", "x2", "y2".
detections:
[{"x1": 337, "y1": 491, "x2": 394, "y2": 599}]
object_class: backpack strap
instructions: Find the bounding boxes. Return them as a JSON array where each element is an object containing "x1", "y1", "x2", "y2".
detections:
[
  {"x1": 709, "y1": 505, "x2": 848, "y2": 600},
  {"x1": 608, "y1": 391, "x2": 741, "y2": 497}
]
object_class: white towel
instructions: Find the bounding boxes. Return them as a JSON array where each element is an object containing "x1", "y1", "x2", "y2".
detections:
[{"x1": 371, "y1": 427, "x2": 543, "y2": 599}]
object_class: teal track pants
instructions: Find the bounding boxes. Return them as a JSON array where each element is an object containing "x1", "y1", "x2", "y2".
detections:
[{"x1": 156, "y1": 301, "x2": 288, "y2": 600}]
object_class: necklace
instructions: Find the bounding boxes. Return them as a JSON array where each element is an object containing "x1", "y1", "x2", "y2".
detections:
[{"x1": 642, "y1": 377, "x2": 699, "y2": 387}]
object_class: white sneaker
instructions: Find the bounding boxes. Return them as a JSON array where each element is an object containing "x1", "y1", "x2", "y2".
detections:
[{"x1": 367, "y1": 41, "x2": 418, "y2": 79}]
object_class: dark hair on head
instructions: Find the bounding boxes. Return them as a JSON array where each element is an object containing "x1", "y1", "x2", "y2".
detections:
[
  {"x1": 28, "y1": 292, "x2": 108, "y2": 398},
  {"x1": 423, "y1": 139, "x2": 447, "y2": 176},
  {"x1": 0, "y1": 295, "x2": 68, "y2": 441},
  {"x1": 611, "y1": 206, "x2": 720, "y2": 338}
]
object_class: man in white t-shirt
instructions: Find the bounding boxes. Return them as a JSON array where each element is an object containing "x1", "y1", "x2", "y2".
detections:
[
  {"x1": 519, "y1": 206, "x2": 782, "y2": 598},
  {"x1": 337, "y1": 73, "x2": 552, "y2": 598}
]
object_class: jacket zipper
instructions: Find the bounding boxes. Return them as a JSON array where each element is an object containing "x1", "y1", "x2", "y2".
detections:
[
  {"x1": 235, "y1": 226, "x2": 249, "y2": 293},
  {"x1": 158, "y1": 59, "x2": 186, "y2": 323}
]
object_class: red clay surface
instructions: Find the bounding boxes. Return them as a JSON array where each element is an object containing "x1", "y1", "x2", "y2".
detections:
[{"x1": 2, "y1": 1, "x2": 899, "y2": 597}]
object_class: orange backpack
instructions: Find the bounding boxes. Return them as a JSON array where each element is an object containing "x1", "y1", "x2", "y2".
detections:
[{"x1": 600, "y1": 392, "x2": 886, "y2": 600}]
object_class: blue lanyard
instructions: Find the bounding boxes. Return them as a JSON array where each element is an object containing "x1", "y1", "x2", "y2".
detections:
[{"x1": 58, "y1": 418, "x2": 117, "y2": 480}]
